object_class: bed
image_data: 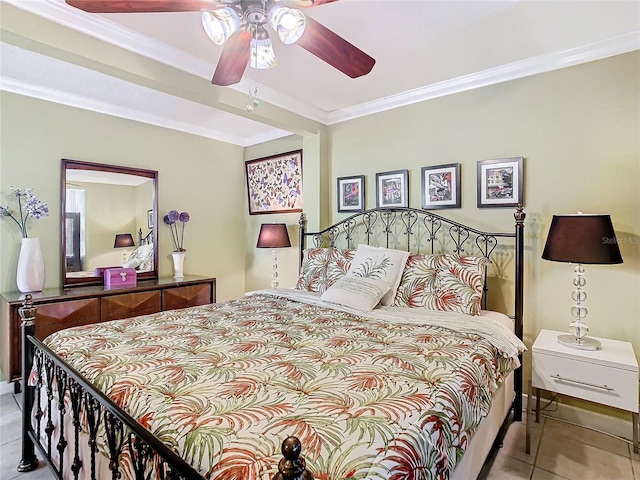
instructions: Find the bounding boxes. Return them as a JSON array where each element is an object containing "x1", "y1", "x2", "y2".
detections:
[{"x1": 18, "y1": 206, "x2": 526, "y2": 480}]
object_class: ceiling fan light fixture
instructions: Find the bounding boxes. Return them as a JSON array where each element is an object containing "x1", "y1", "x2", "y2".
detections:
[
  {"x1": 268, "y1": 6, "x2": 306, "y2": 45},
  {"x1": 250, "y1": 36, "x2": 278, "y2": 69},
  {"x1": 201, "y1": 8, "x2": 240, "y2": 45}
]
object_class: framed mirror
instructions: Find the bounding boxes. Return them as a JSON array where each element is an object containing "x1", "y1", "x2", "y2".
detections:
[{"x1": 61, "y1": 159, "x2": 158, "y2": 288}]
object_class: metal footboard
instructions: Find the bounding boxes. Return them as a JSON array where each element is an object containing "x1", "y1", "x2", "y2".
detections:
[{"x1": 18, "y1": 295, "x2": 313, "y2": 480}]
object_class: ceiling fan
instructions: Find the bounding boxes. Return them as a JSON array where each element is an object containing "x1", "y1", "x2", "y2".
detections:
[{"x1": 64, "y1": 1, "x2": 376, "y2": 86}]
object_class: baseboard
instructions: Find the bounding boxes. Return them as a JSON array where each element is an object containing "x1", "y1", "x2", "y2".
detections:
[
  {"x1": 0, "y1": 381, "x2": 14, "y2": 396},
  {"x1": 521, "y1": 393, "x2": 634, "y2": 442}
]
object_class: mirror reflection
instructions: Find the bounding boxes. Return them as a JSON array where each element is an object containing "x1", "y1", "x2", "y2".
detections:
[{"x1": 62, "y1": 159, "x2": 158, "y2": 287}]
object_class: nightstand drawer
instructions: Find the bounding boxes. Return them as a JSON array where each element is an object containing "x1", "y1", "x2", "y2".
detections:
[{"x1": 533, "y1": 352, "x2": 638, "y2": 412}]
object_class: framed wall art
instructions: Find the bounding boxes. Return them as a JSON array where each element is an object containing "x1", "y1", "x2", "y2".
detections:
[
  {"x1": 477, "y1": 156, "x2": 524, "y2": 208},
  {"x1": 376, "y1": 169, "x2": 408, "y2": 208},
  {"x1": 337, "y1": 175, "x2": 365, "y2": 213},
  {"x1": 147, "y1": 209, "x2": 154, "y2": 229},
  {"x1": 245, "y1": 150, "x2": 303, "y2": 215},
  {"x1": 421, "y1": 163, "x2": 461, "y2": 209}
]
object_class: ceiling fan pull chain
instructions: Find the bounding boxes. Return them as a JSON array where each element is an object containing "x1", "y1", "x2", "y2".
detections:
[
  {"x1": 246, "y1": 86, "x2": 259, "y2": 112},
  {"x1": 246, "y1": 24, "x2": 260, "y2": 113}
]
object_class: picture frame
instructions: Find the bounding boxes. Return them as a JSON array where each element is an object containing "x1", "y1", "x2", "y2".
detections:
[
  {"x1": 376, "y1": 169, "x2": 408, "y2": 208},
  {"x1": 245, "y1": 150, "x2": 303, "y2": 215},
  {"x1": 147, "y1": 209, "x2": 154, "y2": 229},
  {"x1": 477, "y1": 157, "x2": 524, "y2": 208},
  {"x1": 337, "y1": 175, "x2": 365, "y2": 213},
  {"x1": 421, "y1": 163, "x2": 461, "y2": 209}
]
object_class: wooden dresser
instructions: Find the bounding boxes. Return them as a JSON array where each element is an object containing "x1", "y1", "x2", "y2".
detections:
[{"x1": 1, "y1": 275, "x2": 216, "y2": 388}]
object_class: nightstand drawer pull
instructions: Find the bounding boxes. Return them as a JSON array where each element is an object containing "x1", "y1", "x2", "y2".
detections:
[{"x1": 550, "y1": 374, "x2": 614, "y2": 392}]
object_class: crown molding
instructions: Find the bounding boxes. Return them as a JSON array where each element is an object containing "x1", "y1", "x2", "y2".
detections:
[
  {"x1": 1, "y1": 0, "x2": 330, "y2": 123},
  {"x1": 0, "y1": 74, "x2": 289, "y2": 146},
  {"x1": 328, "y1": 30, "x2": 640, "y2": 125},
  {"x1": 3, "y1": 1, "x2": 638, "y2": 139}
]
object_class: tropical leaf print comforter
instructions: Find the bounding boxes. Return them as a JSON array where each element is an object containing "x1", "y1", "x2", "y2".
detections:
[{"x1": 41, "y1": 290, "x2": 525, "y2": 480}]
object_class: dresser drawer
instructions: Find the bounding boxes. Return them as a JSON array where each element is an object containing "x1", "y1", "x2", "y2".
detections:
[
  {"x1": 532, "y1": 352, "x2": 638, "y2": 412},
  {"x1": 34, "y1": 298, "x2": 101, "y2": 340},
  {"x1": 162, "y1": 284, "x2": 212, "y2": 310},
  {"x1": 101, "y1": 291, "x2": 161, "y2": 322}
]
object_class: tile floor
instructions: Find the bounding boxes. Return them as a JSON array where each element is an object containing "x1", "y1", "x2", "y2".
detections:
[{"x1": 1, "y1": 391, "x2": 638, "y2": 480}]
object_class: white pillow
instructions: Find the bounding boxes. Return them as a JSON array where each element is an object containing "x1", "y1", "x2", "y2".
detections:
[
  {"x1": 321, "y1": 276, "x2": 390, "y2": 312},
  {"x1": 347, "y1": 244, "x2": 409, "y2": 305},
  {"x1": 123, "y1": 244, "x2": 154, "y2": 270}
]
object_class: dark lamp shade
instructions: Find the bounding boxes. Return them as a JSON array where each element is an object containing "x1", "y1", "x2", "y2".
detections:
[
  {"x1": 542, "y1": 214, "x2": 623, "y2": 265},
  {"x1": 114, "y1": 233, "x2": 135, "y2": 249},
  {"x1": 257, "y1": 223, "x2": 291, "y2": 249}
]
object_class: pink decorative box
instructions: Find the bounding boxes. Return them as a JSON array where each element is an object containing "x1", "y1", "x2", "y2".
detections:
[
  {"x1": 104, "y1": 268, "x2": 137, "y2": 288},
  {"x1": 94, "y1": 266, "x2": 122, "y2": 277}
]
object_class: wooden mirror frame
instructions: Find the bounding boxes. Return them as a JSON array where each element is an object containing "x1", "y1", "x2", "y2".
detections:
[{"x1": 61, "y1": 159, "x2": 159, "y2": 288}]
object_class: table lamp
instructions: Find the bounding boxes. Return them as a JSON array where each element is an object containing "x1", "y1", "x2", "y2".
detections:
[
  {"x1": 257, "y1": 223, "x2": 291, "y2": 288},
  {"x1": 542, "y1": 213, "x2": 623, "y2": 350},
  {"x1": 114, "y1": 233, "x2": 135, "y2": 263}
]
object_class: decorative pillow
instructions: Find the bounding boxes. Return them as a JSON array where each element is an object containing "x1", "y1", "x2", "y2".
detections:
[
  {"x1": 326, "y1": 248, "x2": 356, "y2": 285},
  {"x1": 394, "y1": 254, "x2": 490, "y2": 315},
  {"x1": 321, "y1": 276, "x2": 390, "y2": 312},
  {"x1": 295, "y1": 248, "x2": 356, "y2": 293},
  {"x1": 346, "y1": 244, "x2": 409, "y2": 306},
  {"x1": 122, "y1": 244, "x2": 154, "y2": 271}
]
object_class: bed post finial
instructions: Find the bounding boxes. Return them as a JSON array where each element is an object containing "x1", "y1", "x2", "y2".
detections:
[
  {"x1": 18, "y1": 294, "x2": 39, "y2": 473},
  {"x1": 272, "y1": 436, "x2": 314, "y2": 480},
  {"x1": 514, "y1": 203, "x2": 525, "y2": 224}
]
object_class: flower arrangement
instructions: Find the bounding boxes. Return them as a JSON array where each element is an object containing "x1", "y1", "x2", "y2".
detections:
[
  {"x1": 164, "y1": 210, "x2": 190, "y2": 252},
  {"x1": 0, "y1": 186, "x2": 49, "y2": 238}
]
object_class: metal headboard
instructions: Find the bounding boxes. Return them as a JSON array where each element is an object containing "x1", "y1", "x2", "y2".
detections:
[{"x1": 138, "y1": 228, "x2": 153, "y2": 246}]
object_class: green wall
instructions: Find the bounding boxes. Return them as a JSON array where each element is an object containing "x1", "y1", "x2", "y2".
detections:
[
  {"x1": 243, "y1": 53, "x2": 639, "y2": 386},
  {"x1": 0, "y1": 92, "x2": 247, "y2": 303},
  {"x1": 325, "y1": 52, "x2": 640, "y2": 414}
]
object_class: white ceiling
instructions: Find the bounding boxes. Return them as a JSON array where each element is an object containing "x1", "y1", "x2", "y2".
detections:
[{"x1": 1, "y1": 0, "x2": 639, "y2": 147}]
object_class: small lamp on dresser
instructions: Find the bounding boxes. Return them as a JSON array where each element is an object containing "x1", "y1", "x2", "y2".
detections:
[
  {"x1": 114, "y1": 233, "x2": 135, "y2": 263},
  {"x1": 542, "y1": 213, "x2": 623, "y2": 351},
  {"x1": 257, "y1": 223, "x2": 291, "y2": 288}
]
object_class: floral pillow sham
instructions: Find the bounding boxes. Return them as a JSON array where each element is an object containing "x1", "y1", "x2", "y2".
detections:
[
  {"x1": 393, "y1": 253, "x2": 490, "y2": 315},
  {"x1": 295, "y1": 247, "x2": 356, "y2": 293}
]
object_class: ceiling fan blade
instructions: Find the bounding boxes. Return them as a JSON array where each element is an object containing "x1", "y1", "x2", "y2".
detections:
[
  {"x1": 211, "y1": 30, "x2": 251, "y2": 86},
  {"x1": 65, "y1": 0, "x2": 216, "y2": 14},
  {"x1": 296, "y1": 16, "x2": 375, "y2": 79}
]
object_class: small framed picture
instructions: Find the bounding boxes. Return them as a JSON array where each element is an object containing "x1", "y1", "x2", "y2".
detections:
[
  {"x1": 477, "y1": 157, "x2": 524, "y2": 208},
  {"x1": 421, "y1": 163, "x2": 461, "y2": 209},
  {"x1": 147, "y1": 209, "x2": 154, "y2": 229},
  {"x1": 376, "y1": 169, "x2": 409, "y2": 208},
  {"x1": 337, "y1": 175, "x2": 365, "y2": 213}
]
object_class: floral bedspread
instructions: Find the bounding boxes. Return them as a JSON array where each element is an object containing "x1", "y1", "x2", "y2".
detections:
[{"x1": 42, "y1": 291, "x2": 524, "y2": 480}]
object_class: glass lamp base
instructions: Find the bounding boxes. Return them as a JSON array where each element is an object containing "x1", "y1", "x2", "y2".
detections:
[{"x1": 557, "y1": 333, "x2": 601, "y2": 351}]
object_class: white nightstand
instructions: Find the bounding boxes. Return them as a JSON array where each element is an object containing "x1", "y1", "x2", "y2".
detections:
[{"x1": 526, "y1": 329, "x2": 639, "y2": 454}]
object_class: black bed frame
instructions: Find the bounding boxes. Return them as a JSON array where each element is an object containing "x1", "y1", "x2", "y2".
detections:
[{"x1": 18, "y1": 206, "x2": 524, "y2": 480}]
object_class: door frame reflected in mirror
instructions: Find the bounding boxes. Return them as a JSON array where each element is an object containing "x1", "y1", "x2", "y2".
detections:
[{"x1": 61, "y1": 159, "x2": 159, "y2": 288}]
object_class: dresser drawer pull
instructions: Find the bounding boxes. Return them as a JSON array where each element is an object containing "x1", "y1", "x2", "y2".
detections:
[{"x1": 550, "y1": 374, "x2": 614, "y2": 392}]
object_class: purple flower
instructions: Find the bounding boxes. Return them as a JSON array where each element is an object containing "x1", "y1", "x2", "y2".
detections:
[
  {"x1": 1, "y1": 186, "x2": 49, "y2": 238},
  {"x1": 165, "y1": 210, "x2": 179, "y2": 224},
  {"x1": 164, "y1": 209, "x2": 190, "y2": 251}
]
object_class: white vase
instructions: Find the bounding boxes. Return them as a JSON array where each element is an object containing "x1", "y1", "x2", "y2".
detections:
[
  {"x1": 16, "y1": 237, "x2": 45, "y2": 293},
  {"x1": 171, "y1": 251, "x2": 186, "y2": 279}
]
